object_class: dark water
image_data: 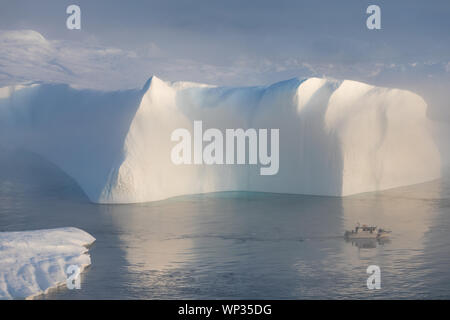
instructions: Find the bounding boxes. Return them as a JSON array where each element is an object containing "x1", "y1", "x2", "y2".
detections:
[{"x1": 1, "y1": 153, "x2": 450, "y2": 299}]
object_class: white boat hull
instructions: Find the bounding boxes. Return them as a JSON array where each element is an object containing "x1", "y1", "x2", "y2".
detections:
[
  {"x1": 345, "y1": 229, "x2": 390, "y2": 240},
  {"x1": 345, "y1": 232, "x2": 378, "y2": 240}
]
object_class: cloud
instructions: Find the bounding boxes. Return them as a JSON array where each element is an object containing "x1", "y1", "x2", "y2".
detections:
[
  {"x1": 0, "y1": 29, "x2": 450, "y2": 92},
  {"x1": 0, "y1": 30, "x2": 142, "y2": 89},
  {"x1": 0, "y1": 29, "x2": 289, "y2": 89},
  {"x1": 0, "y1": 29, "x2": 313, "y2": 89}
]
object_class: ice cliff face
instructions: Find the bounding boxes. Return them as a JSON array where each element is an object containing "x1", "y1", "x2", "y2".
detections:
[{"x1": 0, "y1": 76, "x2": 441, "y2": 203}]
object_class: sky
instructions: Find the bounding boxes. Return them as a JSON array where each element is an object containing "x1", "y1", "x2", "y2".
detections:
[{"x1": 0, "y1": 0, "x2": 449, "y2": 119}]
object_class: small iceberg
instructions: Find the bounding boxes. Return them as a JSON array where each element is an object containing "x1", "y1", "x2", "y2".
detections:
[{"x1": 0, "y1": 227, "x2": 95, "y2": 299}]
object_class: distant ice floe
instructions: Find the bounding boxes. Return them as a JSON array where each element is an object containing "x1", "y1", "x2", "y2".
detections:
[
  {"x1": 0, "y1": 76, "x2": 441, "y2": 203},
  {"x1": 0, "y1": 227, "x2": 95, "y2": 299}
]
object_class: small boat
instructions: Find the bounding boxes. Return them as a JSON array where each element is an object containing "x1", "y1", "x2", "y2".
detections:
[{"x1": 344, "y1": 223, "x2": 391, "y2": 240}]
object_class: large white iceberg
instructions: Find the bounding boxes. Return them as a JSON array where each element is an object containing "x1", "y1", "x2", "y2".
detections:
[
  {"x1": 0, "y1": 227, "x2": 95, "y2": 299},
  {"x1": 0, "y1": 76, "x2": 441, "y2": 203}
]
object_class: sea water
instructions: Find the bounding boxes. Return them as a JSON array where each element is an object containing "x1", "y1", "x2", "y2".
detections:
[{"x1": 1, "y1": 154, "x2": 449, "y2": 299}]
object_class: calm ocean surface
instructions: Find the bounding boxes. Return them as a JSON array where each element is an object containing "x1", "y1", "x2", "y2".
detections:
[{"x1": 1, "y1": 154, "x2": 449, "y2": 299}]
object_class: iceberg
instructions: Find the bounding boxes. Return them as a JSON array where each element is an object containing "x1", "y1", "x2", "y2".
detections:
[
  {"x1": 0, "y1": 76, "x2": 441, "y2": 203},
  {"x1": 0, "y1": 227, "x2": 95, "y2": 299}
]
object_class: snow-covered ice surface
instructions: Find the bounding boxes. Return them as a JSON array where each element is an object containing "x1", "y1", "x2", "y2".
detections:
[
  {"x1": 0, "y1": 76, "x2": 441, "y2": 203},
  {"x1": 0, "y1": 227, "x2": 95, "y2": 300}
]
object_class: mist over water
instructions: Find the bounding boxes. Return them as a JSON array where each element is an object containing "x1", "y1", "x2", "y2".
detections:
[{"x1": 1, "y1": 151, "x2": 449, "y2": 299}]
